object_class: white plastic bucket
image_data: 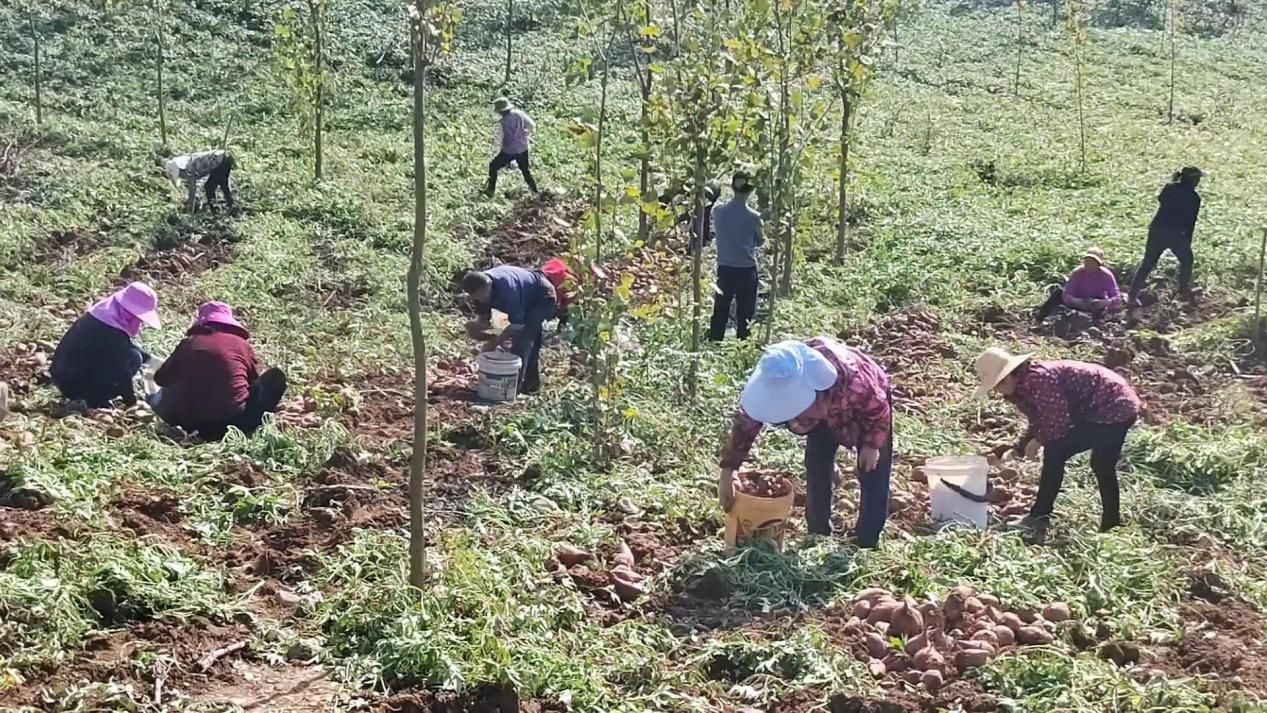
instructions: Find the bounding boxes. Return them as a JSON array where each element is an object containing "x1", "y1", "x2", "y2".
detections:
[
  {"x1": 476, "y1": 351, "x2": 522, "y2": 403},
  {"x1": 925, "y1": 455, "x2": 989, "y2": 529}
]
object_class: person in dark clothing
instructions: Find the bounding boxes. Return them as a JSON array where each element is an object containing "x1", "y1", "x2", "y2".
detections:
[
  {"x1": 51, "y1": 282, "x2": 161, "y2": 408},
  {"x1": 165, "y1": 150, "x2": 235, "y2": 212},
  {"x1": 152, "y1": 301, "x2": 287, "y2": 440},
  {"x1": 1127, "y1": 166, "x2": 1203, "y2": 307},
  {"x1": 462, "y1": 265, "x2": 557, "y2": 394},
  {"x1": 708, "y1": 171, "x2": 763, "y2": 341},
  {"x1": 485, "y1": 97, "x2": 538, "y2": 197}
]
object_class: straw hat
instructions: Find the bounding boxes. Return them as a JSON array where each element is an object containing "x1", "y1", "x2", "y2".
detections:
[
  {"x1": 1083, "y1": 247, "x2": 1106, "y2": 266},
  {"x1": 739, "y1": 341, "x2": 838, "y2": 424},
  {"x1": 971, "y1": 347, "x2": 1032, "y2": 401}
]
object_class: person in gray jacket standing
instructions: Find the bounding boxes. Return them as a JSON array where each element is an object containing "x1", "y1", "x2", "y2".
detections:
[{"x1": 708, "y1": 171, "x2": 764, "y2": 341}]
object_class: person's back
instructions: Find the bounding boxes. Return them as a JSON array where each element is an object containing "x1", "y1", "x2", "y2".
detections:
[
  {"x1": 485, "y1": 264, "x2": 549, "y2": 320},
  {"x1": 1152, "y1": 181, "x2": 1200, "y2": 233},
  {"x1": 154, "y1": 324, "x2": 257, "y2": 428},
  {"x1": 713, "y1": 199, "x2": 763, "y2": 268},
  {"x1": 51, "y1": 313, "x2": 145, "y2": 406},
  {"x1": 499, "y1": 109, "x2": 534, "y2": 155}
]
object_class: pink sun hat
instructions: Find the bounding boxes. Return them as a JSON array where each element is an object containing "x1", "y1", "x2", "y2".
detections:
[
  {"x1": 90, "y1": 282, "x2": 161, "y2": 331},
  {"x1": 193, "y1": 301, "x2": 245, "y2": 330}
]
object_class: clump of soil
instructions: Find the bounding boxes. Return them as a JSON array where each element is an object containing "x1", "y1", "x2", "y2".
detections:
[
  {"x1": 736, "y1": 470, "x2": 792, "y2": 498},
  {"x1": 112, "y1": 486, "x2": 192, "y2": 547},
  {"x1": 120, "y1": 233, "x2": 234, "y2": 284}
]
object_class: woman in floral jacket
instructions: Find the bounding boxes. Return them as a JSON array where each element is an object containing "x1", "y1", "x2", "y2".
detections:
[{"x1": 718, "y1": 337, "x2": 894, "y2": 548}]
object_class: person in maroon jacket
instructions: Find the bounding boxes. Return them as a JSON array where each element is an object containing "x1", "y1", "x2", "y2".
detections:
[{"x1": 152, "y1": 301, "x2": 287, "y2": 440}]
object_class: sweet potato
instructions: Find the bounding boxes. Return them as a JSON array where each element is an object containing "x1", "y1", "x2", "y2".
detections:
[
  {"x1": 905, "y1": 632, "x2": 928, "y2": 657},
  {"x1": 867, "y1": 660, "x2": 887, "y2": 678},
  {"x1": 970, "y1": 629, "x2": 999, "y2": 651},
  {"x1": 868, "y1": 600, "x2": 901, "y2": 624},
  {"x1": 612, "y1": 576, "x2": 645, "y2": 603},
  {"x1": 957, "y1": 648, "x2": 991, "y2": 669},
  {"x1": 1042, "y1": 602, "x2": 1072, "y2": 623},
  {"x1": 854, "y1": 587, "x2": 893, "y2": 603},
  {"x1": 882, "y1": 653, "x2": 909, "y2": 673},
  {"x1": 612, "y1": 541, "x2": 636, "y2": 569},
  {"x1": 1015, "y1": 608, "x2": 1039, "y2": 624},
  {"x1": 912, "y1": 647, "x2": 944, "y2": 672},
  {"x1": 999, "y1": 612, "x2": 1024, "y2": 632},
  {"x1": 997, "y1": 466, "x2": 1020, "y2": 482},
  {"x1": 993, "y1": 625, "x2": 1015, "y2": 647},
  {"x1": 901, "y1": 670, "x2": 923, "y2": 685},
  {"x1": 864, "y1": 632, "x2": 889, "y2": 659},
  {"x1": 554, "y1": 544, "x2": 595, "y2": 567},
  {"x1": 853, "y1": 599, "x2": 873, "y2": 620},
  {"x1": 921, "y1": 669, "x2": 944, "y2": 691},
  {"x1": 890, "y1": 601, "x2": 925, "y2": 638},
  {"x1": 965, "y1": 596, "x2": 986, "y2": 614},
  {"x1": 912, "y1": 467, "x2": 928, "y2": 484},
  {"x1": 611, "y1": 564, "x2": 645, "y2": 583},
  {"x1": 1017, "y1": 626, "x2": 1054, "y2": 645},
  {"x1": 977, "y1": 594, "x2": 1001, "y2": 609},
  {"x1": 873, "y1": 621, "x2": 891, "y2": 636}
]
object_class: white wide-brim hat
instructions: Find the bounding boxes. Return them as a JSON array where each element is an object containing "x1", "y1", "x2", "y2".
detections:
[
  {"x1": 972, "y1": 347, "x2": 1033, "y2": 401},
  {"x1": 739, "y1": 340, "x2": 838, "y2": 424}
]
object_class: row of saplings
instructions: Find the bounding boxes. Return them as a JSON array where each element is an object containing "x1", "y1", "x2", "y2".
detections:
[{"x1": 846, "y1": 584, "x2": 1072, "y2": 691}]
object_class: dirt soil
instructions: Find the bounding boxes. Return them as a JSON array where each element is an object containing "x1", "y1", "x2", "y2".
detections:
[
  {"x1": 839, "y1": 310, "x2": 960, "y2": 416},
  {"x1": 0, "y1": 341, "x2": 53, "y2": 402},
  {"x1": 2, "y1": 617, "x2": 253, "y2": 711},
  {"x1": 379, "y1": 684, "x2": 565, "y2": 713},
  {"x1": 770, "y1": 684, "x2": 995, "y2": 713},
  {"x1": 474, "y1": 195, "x2": 584, "y2": 269},
  {"x1": 120, "y1": 231, "x2": 235, "y2": 285},
  {"x1": 1151, "y1": 597, "x2": 1267, "y2": 699},
  {"x1": 30, "y1": 226, "x2": 104, "y2": 266}
]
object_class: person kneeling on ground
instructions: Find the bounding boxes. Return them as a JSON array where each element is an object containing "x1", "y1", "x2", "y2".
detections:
[
  {"x1": 973, "y1": 347, "x2": 1140, "y2": 543},
  {"x1": 165, "y1": 149, "x2": 235, "y2": 212},
  {"x1": 152, "y1": 301, "x2": 287, "y2": 440},
  {"x1": 1034, "y1": 247, "x2": 1122, "y2": 323},
  {"x1": 462, "y1": 265, "x2": 557, "y2": 394},
  {"x1": 51, "y1": 282, "x2": 161, "y2": 408},
  {"x1": 718, "y1": 337, "x2": 893, "y2": 548}
]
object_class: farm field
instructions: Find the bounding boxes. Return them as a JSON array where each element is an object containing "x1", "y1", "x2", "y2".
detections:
[{"x1": 3, "y1": 0, "x2": 1267, "y2": 711}]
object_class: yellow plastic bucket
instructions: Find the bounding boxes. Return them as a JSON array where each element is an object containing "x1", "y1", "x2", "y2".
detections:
[{"x1": 724, "y1": 474, "x2": 795, "y2": 549}]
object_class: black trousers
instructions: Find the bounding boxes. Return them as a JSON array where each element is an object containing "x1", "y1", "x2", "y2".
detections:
[
  {"x1": 486, "y1": 151, "x2": 538, "y2": 195},
  {"x1": 205, "y1": 154, "x2": 235, "y2": 207},
  {"x1": 1129, "y1": 224, "x2": 1193, "y2": 299},
  {"x1": 708, "y1": 266, "x2": 759, "y2": 341},
  {"x1": 192, "y1": 368, "x2": 288, "y2": 440},
  {"x1": 509, "y1": 288, "x2": 556, "y2": 394},
  {"x1": 1031, "y1": 419, "x2": 1134, "y2": 531}
]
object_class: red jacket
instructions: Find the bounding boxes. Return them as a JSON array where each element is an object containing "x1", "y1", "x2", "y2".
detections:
[{"x1": 154, "y1": 323, "x2": 258, "y2": 427}]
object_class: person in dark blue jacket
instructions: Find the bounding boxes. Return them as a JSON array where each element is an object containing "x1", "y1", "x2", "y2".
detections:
[
  {"x1": 462, "y1": 265, "x2": 557, "y2": 394},
  {"x1": 51, "y1": 282, "x2": 161, "y2": 407},
  {"x1": 1128, "y1": 166, "x2": 1203, "y2": 306}
]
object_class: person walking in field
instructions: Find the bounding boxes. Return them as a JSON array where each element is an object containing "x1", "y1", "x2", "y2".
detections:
[
  {"x1": 1127, "y1": 166, "x2": 1203, "y2": 307},
  {"x1": 707, "y1": 171, "x2": 764, "y2": 341},
  {"x1": 1034, "y1": 247, "x2": 1123, "y2": 323},
  {"x1": 51, "y1": 282, "x2": 162, "y2": 408},
  {"x1": 462, "y1": 265, "x2": 557, "y2": 394},
  {"x1": 973, "y1": 347, "x2": 1141, "y2": 543},
  {"x1": 718, "y1": 337, "x2": 893, "y2": 548},
  {"x1": 484, "y1": 97, "x2": 539, "y2": 198},
  {"x1": 151, "y1": 301, "x2": 288, "y2": 440},
  {"x1": 165, "y1": 149, "x2": 236, "y2": 212}
]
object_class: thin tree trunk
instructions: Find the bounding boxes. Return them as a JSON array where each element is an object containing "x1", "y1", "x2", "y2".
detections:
[
  {"x1": 407, "y1": 0, "x2": 430, "y2": 590},
  {"x1": 1014, "y1": 0, "x2": 1024, "y2": 97},
  {"x1": 313, "y1": 0, "x2": 324, "y2": 181},
  {"x1": 637, "y1": 83, "x2": 651, "y2": 244},
  {"x1": 1073, "y1": 41, "x2": 1086, "y2": 171},
  {"x1": 1167, "y1": 0, "x2": 1176, "y2": 123},
  {"x1": 591, "y1": 45, "x2": 612, "y2": 460},
  {"x1": 688, "y1": 155, "x2": 704, "y2": 402},
  {"x1": 1255, "y1": 227, "x2": 1267, "y2": 354},
  {"x1": 503, "y1": 0, "x2": 513, "y2": 86},
  {"x1": 834, "y1": 95, "x2": 852, "y2": 265},
  {"x1": 30, "y1": 15, "x2": 42, "y2": 126},
  {"x1": 156, "y1": 22, "x2": 168, "y2": 148}
]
